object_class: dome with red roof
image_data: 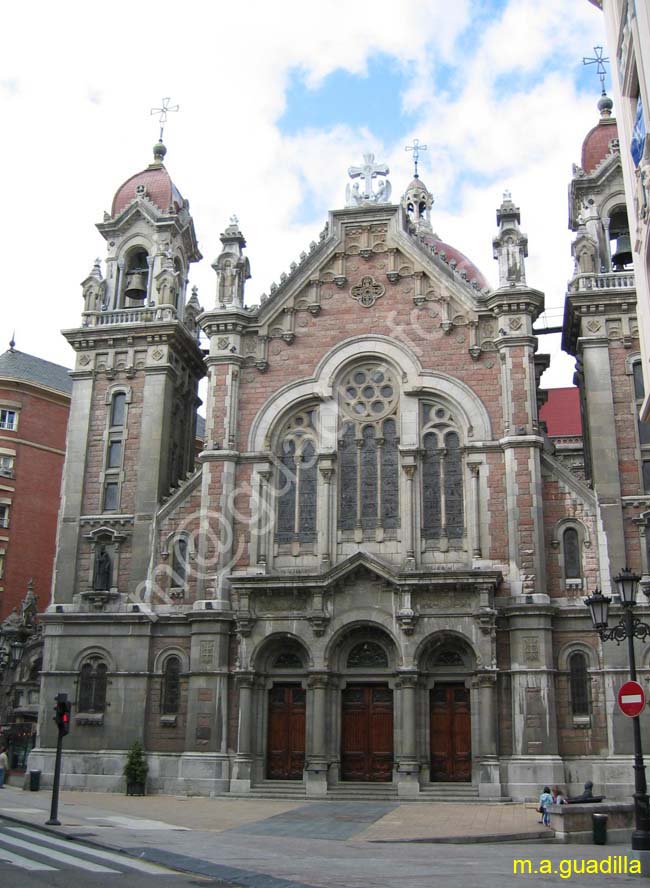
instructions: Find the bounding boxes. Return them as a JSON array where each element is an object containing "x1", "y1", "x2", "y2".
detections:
[
  {"x1": 401, "y1": 174, "x2": 490, "y2": 291},
  {"x1": 111, "y1": 142, "x2": 185, "y2": 217},
  {"x1": 420, "y1": 231, "x2": 490, "y2": 291},
  {"x1": 580, "y1": 95, "x2": 618, "y2": 174}
]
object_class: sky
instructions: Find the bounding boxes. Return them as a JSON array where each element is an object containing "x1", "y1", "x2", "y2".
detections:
[{"x1": 1, "y1": 0, "x2": 607, "y2": 389}]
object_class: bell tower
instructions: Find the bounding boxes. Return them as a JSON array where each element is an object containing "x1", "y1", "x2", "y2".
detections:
[{"x1": 52, "y1": 140, "x2": 205, "y2": 606}]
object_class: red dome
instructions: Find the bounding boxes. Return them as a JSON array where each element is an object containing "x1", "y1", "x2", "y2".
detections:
[
  {"x1": 581, "y1": 118, "x2": 618, "y2": 174},
  {"x1": 420, "y1": 232, "x2": 490, "y2": 291},
  {"x1": 111, "y1": 159, "x2": 184, "y2": 217}
]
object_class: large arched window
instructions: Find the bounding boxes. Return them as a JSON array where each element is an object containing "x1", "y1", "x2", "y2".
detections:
[
  {"x1": 276, "y1": 409, "x2": 318, "y2": 544},
  {"x1": 78, "y1": 657, "x2": 108, "y2": 713},
  {"x1": 161, "y1": 656, "x2": 181, "y2": 715},
  {"x1": 338, "y1": 363, "x2": 400, "y2": 533},
  {"x1": 421, "y1": 402, "x2": 464, "y2": 542},
  {"x1": 569, "y1": 651, "x2": 590, "y2": 717}
]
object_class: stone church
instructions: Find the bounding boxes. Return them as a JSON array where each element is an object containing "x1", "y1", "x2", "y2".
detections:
[{"x1": 31, "y1": 95, "x2": 650, "y2": 801}]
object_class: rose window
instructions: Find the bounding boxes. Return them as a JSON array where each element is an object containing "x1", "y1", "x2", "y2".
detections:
[{"x1": 340, "y1": 364, "x2": 398, "y2": 422}]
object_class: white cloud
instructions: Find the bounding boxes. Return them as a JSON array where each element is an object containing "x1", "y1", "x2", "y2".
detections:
[{"x1": 1, "y1": 0, "x2": 605, "y2": 391}]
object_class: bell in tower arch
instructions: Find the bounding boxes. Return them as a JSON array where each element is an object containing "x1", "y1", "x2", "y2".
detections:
[
  {"x1": 124, "y1": 249, "x2": 150, "y2": 302},
  {"x1": 611, "y1": 235, "x2": 632, "y2": 270}
]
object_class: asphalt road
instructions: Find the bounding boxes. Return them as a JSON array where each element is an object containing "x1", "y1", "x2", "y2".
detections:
[{"x1": 0, "y1": 822, "x2": 240, "y2": 887}]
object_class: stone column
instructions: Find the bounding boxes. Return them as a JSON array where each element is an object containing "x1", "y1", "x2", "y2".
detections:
[
  {"x1": 231, "y1": 673, "x2": 254, "y2": 793},
  {"x1": 318, "y1": 456, "x2": 335, "y2": 566},
  {"x1": 475, "y1": 669, "x2": 500, "y2": 799},
  {"x1": 306, "y1": 673, "x2": 329, "y2": 797},
  {"x1": 400, "y1": 452, "x2": 418, "y2": 569},
  {"x1": 396, "y1": 672, "x2": 420, "y2": 798},
  {"x1": 468, "y1": 461, "x2": 482, "y2": 558}
]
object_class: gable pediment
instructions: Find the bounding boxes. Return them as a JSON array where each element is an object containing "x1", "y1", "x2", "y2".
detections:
[{"x1": 222, "y1": 204, "x2": 496, "y2": 370}]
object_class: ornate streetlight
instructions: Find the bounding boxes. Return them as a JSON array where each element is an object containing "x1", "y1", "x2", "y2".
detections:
[{"x1": 585, "y1": 568, "x2": 650, "y2": 851}]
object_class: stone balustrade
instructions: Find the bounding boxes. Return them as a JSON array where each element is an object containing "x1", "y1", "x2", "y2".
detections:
[
  {"x1": 572, "y1": 271, "x2": 635, "y2": 293},
  {"x1": 82, "y1": 306, "x2": 179, "y2": 327}
]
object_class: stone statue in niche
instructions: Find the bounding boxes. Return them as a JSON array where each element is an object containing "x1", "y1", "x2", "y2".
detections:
[{"x1": 93, "y1": 546, "x2": 112, "y2": 591}]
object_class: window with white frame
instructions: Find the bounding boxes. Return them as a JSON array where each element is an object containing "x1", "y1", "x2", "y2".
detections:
[
  {"x1": 0, "y1": 504, "x2": 9, "y2": 529},
  {"x1": 562, "y1": 526, "x2": 582, "y2": 580},
  {"x1": 170, "y1": 536, "x2": 189, "y2": 588},
  {"x1": 0, "y1": 409, "x2": 17, "y2": 431},
  {"x1": 161, "y1": 655, "x2": 181, "y2": 714},
  {"x1": 568, "y1": 651, "x2": 591, "y2": 718},
  {"x1": 0, "y1": 455, "x2": 14, "y2": 477}
]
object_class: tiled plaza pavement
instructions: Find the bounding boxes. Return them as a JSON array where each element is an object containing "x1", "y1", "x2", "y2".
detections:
[
  {"x1": 229, "y1": 802, "x2": 399, "y2": 841},
  {"x1": 0, "y1": 785, "x2": 544, "y2": 842},
  {"x1": 354, "y1": 801, "x2": 545, "y2": 842}
]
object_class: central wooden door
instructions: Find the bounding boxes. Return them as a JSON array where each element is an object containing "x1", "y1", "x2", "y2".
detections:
[
  {"x1": 267, "y1": 684, "x2": 306, "y2": 780},
  {"x1": 430, "y1": 683, "x2": 471, "y2": 782},
  {"x1": 341, "y1": 684, "x2": 393, "y2": 781}
]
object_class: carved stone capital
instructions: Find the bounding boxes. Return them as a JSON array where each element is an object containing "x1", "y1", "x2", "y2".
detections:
[
  {"x1": 396, "y1": 671, "x2": 419, "y2": 689},
  {"x1": 307, "y1": 673, "x2": 330, "y2": 690}
]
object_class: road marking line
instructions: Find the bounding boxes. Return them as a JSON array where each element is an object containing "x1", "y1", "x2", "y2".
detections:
[
  {"x1": 0, "y1": 846, "x2": 57, "y2": 871},
  {"x1": 7, "y1": 827, "x2": 179, "y2": 874},
  {"x1": 87, "y1": 815, "x2": 190, "y2": 830},
  {"x1": 0, "y1": 807, "x2": 44, "y2": 813},
  {"x1": 0, "y1": 834, "x2": 119, "y2": 873}
]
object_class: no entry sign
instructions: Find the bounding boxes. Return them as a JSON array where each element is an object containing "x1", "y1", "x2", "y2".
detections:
[{"x1": 617, "y1": 681, "x2": 646, "y2": 718}]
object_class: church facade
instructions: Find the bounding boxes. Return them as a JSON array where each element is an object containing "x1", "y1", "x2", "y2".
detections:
[{"x1": 31, "y1": 103, "x2": 650, "y2": 801}]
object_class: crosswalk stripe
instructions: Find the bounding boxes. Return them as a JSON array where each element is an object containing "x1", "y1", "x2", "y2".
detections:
[
  {"x1": 6, "y1": 826, "x2": 178, "y2": 875},
  {"x1": 0, "y1": 833, "x2": 119, "y2": 873},
  {"x1": 0, "y1": 845, "x2": 58, "y2": 872}
]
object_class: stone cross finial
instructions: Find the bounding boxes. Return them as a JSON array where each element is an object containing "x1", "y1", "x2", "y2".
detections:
[{"x1": 346, "y1": 154, "x2": 391, "y2": 206}]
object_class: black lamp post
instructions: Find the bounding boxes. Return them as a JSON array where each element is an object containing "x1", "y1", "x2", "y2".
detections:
[{"x1": 585, "y1": 568, "x2": 650, "y2": 851}]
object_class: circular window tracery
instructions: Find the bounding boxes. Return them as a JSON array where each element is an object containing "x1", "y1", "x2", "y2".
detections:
[{"x1": 340, "y1": 364, "x2": 398, "y2": 422}]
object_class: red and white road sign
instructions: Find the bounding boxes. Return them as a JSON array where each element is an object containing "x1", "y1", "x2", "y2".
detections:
[{"x1": 617, "y1": 681, "x2": 646, "y2": 718}]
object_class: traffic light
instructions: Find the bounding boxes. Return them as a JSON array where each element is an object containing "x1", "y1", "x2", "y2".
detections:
[{"x1": 54, "y1": 694, "x2": 71, "y2": 736}]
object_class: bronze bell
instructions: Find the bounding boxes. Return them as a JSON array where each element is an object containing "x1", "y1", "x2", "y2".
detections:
[
  {"x1": 124, "y1": 270, "x2": 148, "y2": 300},
  {"x1": 611, "y1": 235, "x2": 632, "y2": 270}
]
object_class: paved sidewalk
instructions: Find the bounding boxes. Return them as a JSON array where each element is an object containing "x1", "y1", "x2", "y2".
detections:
[{"x1": 0, "y1": 784, "x2": 547, "y2": 843}]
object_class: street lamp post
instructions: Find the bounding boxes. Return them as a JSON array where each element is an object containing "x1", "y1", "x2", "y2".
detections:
[{"x1": 585, "y1": 568, "x2": 650, "y2": 852}]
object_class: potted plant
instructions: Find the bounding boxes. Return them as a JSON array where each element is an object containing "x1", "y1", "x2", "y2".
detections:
[{"x1": 123, "y1": 740, "x2": 148, "y2": 796}]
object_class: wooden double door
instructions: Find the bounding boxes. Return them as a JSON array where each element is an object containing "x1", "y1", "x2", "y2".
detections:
[
  {"x1": 267, "y1": 684, "x2": 306, "y2": 780},
  {"x1": 341, "y1": 684, "x2": 394, "y2": 781},
  {"x1": 430, "y1": 683, "x2": 472, "y2": 782}
]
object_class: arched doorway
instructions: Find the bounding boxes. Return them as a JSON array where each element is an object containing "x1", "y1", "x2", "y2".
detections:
[
  {"x1": 254, "y1": 635, "x2": 308, "y2": 781},
  {"x1": 333, "y1": 626, "x2": 397, "y2": 782},
  {"x1": 421, "y1": 634, "x2": 476, "y2": 783}
]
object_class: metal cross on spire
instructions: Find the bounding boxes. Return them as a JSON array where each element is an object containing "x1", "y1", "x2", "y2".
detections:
[
  {"x1": 150, "y1": 97, "x2": 179, "y2": 142},
  {"x1": 582, "y1": 46, "x2": 610, "y2": 95},
  {"x1": 405, "y1": 138, "x2": 428, "y2": 177}
]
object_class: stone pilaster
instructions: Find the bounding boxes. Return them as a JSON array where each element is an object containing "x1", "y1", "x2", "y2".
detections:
[
  {"x1": 306, "y1": 673, "x2": 329, "y2": 797},
  {"x1": 231, "y1": 672, "x2": 255, "y2": 793},
  {"x1": 396, "y1": 672, "x2": 420, "y2": 798}
]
